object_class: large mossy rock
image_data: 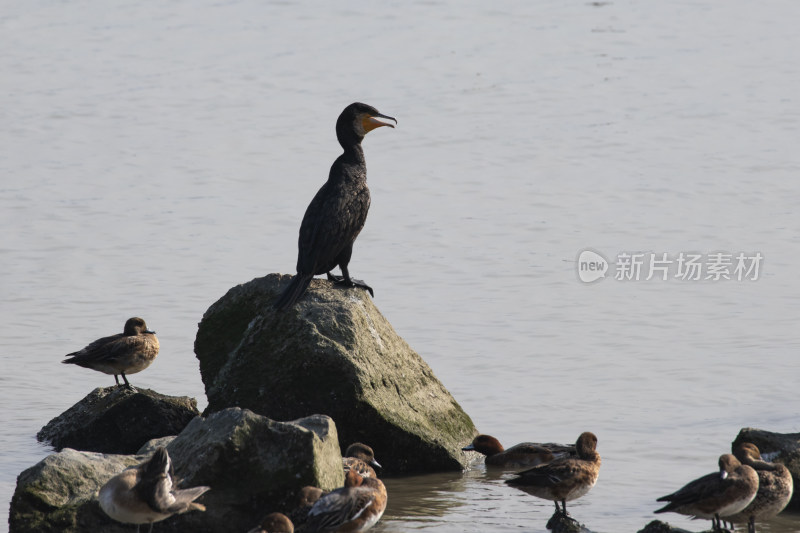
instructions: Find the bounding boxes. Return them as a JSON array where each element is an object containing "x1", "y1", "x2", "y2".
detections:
[
  {"x1": 37, "y1": 386, "x2": 199, "y2": 454},
  {"x1": 195, "y1": 273, "x2": 477, "y2": 473},
  {"x1": 732, "y1": 427, "x2": 800, "y2": 510},
  {"x1": 10, "y1": 408, "x2": 343, "y2": 533}
]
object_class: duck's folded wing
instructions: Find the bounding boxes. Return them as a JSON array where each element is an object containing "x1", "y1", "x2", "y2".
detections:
[
  {"x1": 63, "y1": 333, "x2": 123, "y2": 362},
  {"x1": 507, "y1": 460, "x2": 581, "y2": 486},
  {"x1": 306, "y1": 488, "x2": 374, "y2": 531},
  {"x1": 656, "y1": 472, "x2": 720, "y2": 508}
]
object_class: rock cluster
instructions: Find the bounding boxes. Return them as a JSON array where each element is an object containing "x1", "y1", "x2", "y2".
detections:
[
  {"x1": 11, "y1": 409, "x2": 343, "y2": 533},
  {"x1": 195, "y1": 273, "x2": 477, "y2": 473},
  {"x1": 11, "y1": 275, "x2": 478, "y2": 531}
]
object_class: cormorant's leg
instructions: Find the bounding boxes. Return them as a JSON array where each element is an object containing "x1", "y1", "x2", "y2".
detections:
[
  {"x1": 326, "y1": 272, "x2": 344, "y2": 283},
  {"x1": 748, "y1": 516, "x2": 756, "y2": 533},
  {"x1": 114, "y1": 374, "x2": 121, "y2": 386},
  {"x1": 338, "y1": 265, "x2": 374, "y2": 297}
]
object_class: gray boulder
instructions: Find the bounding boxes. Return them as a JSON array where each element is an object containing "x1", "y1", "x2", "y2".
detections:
[
  {"x1": 37, "y1": 386, "x2": 199, "y2": 454},
  {"x1": 9, "y1": 448, "x2": 141, "y2": 533},
  {"x1": 195, "y1": 273, "x2": 477, "y2": 474},
  {"x1": 165, "y1": 408, "x2": 343, "y2": 530},
  {"x1": 10, "y1": 409, "x2": 343, "y2": 533},
  {"x1": 732, "y1": 427, "x2": 800, "y2": 510}
]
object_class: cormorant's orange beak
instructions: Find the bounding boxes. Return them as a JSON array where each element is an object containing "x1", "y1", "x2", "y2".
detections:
[{"x1": 362, "y1": 113, "x2": 397, "y2": 132}]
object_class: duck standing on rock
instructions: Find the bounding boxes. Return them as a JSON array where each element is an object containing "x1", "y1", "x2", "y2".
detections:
[
  {"x1": 506, "y1": 432, "x2": 601, "y2": 524},
  {"x1": 725, "y1": 442, "x2": 793, "y2": 533},
  {"x1": 99, "y1": 447, "x2": 210, "y2": 533},
  {"x1": 61, "y1": 317, "x2": 159, "y2": 388},
  {"x1": 654, "y1": 453, "x2": 759, "y2": 532},
  {"x1": 274, "y1": 102, "x2": 396, "y2": 311}
]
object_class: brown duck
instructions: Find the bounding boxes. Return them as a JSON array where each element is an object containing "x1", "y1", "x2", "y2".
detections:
[
  {"x1": 725, "y1": 442, "x2": 793, "y2": 533},
  {"x1": 506, "y1": 432, "x2": 601, "y2": 520},
  {"x1": 62, "y1": 317, "x2": 159, "y2": 388},
  {"x1": 98, "y1": 447, "x2": 209, "y2": 533},
  {"x1": 463, "y1": 434, "x2": 574, "y2": 469},
  {"x1": 655, "y1": 453, "x2": 759, "y2": 532}
]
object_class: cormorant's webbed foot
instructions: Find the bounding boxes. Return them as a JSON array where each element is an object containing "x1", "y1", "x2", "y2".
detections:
[
  {"x1": 327, "y1": 272, "x2": 374, "y2": 297},
  {"x1": 346, "y1": 278, "x2": 374, "y2": 297}
]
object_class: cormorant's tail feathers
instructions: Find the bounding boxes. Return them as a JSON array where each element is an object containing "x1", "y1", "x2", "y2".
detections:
[{"x1": 273, "y1": 274, "x2": 313, "y2": 311}]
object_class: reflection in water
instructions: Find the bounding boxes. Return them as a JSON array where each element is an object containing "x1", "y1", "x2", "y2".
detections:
[{"x1": 380, "y1": 465, "x2": 571, "y2": 532}]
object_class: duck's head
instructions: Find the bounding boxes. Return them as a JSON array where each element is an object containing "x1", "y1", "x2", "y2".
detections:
[
  {"x1": 732, "y1": 442, "x2": 761, "y2": 464},
  {"x1": 575, "y1": 432, "x2": 598, "y2": 458},
  {"x1": 462, "y1": 434, "x2": 504, "y2": 456},
  {"x1": 718, "y1": 453, "x2": 742, "y2": 479},
  {"x1": 123, "y1": 317, "x2": 155, "y2": 336},
  {"x1": 344, "y1": 442, "x2": 382, "y2": 469}
]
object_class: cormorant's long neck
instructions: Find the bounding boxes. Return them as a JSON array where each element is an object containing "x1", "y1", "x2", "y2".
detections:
[
  {"x1": 329, "y1": 139, "x2": 366, "y2": 185},
  {"x1": 340, "y1": 142, "x2": 365, "y2": 165},
  {"x1": 336, "y1": 121, "x2": 366, "y2": 167}
]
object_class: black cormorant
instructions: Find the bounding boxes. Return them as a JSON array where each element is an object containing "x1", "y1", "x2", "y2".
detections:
[{"x1": 274, "y1": 102, "x2": 396, "y2": 311}]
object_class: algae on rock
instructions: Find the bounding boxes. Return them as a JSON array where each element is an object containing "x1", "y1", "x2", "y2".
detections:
[{"x1": 195, "y1": 273, "x2": 477, "y2": 473}]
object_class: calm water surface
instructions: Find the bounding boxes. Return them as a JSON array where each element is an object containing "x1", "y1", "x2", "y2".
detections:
[{"x1": 2, "y1": 2, "x2": 799, "y2": 532}]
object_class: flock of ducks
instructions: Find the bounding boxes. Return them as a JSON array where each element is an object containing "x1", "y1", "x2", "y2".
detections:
[
  {"x1": 59, "y1": 318, "x2": 794, "y2": 532},
  {"x1": 654, "y1": 442, "x2": 794, "y2": 533},
  {"x1": 91, "y1": 427, "x2": 794, "y2": 532},
  {"x1": 462, "y1": 432, "x2": 793, "y2": 533}
]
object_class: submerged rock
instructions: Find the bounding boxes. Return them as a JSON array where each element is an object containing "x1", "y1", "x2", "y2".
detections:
[
  {"x1": 10, "y1": 409, "x2": 343, "y2": 533},
  {"x1": 732, "y1": 427, "x2": 800, "y2": 510},
  {"x1": 195, "y1": 273, "x2": 477, "y2": 473},
  {"x1": 637, "y1": 520, "x2": 701, "y2": 533},
  {"x1": 36, "y1": 386, "x2": 199, "y2": 454},
  {"x1": 547, "y1": 513, "x2": 593, "y2": 533}
]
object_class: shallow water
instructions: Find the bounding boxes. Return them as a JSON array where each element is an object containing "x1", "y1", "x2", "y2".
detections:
[{"x1": 2, "y1": 1, "x2": 800, "y2": 532}]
